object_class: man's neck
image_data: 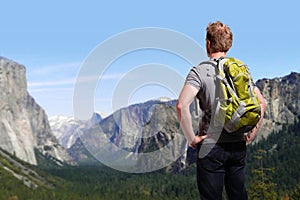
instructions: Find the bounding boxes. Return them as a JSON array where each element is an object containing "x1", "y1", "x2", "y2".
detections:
[{"x1": 209, "y1": 52, "x2": 226, "y2": 59}]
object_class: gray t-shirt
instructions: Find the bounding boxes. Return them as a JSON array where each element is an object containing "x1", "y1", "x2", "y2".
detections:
[{"x1": 185, "y1": 60, "x2": 246, "y2": 144}]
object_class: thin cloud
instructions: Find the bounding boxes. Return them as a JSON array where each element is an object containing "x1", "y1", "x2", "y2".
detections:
[
  {"x1": 28, "y1": 78, "x2": 75, "y2": 87},
  {"x1": 27, "y1": 62, "x2": 81, "y2": 77},
  {"x1": 75, "y1": 73, "x2": 124, "y2": 82},
  {"x1": 28, "y1": 87, "x2": 73, "y2": 93},
  {"x1": 28, "y1": 73, "x2": 125, "y2": 88}
]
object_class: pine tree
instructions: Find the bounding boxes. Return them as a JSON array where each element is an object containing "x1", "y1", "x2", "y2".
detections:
[
  {"x1": 290, "y1": 182, "x2": 300, "y2": 200},
  {"x1": 248, "y1": 149, "x2": 278, "y2": 199}
]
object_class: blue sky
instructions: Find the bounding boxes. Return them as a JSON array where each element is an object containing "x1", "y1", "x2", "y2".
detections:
[{"x1": 1, "y1": 0, "x2": 299, "y2": 117}]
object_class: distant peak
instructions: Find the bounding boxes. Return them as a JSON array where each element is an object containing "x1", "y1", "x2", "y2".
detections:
[
  {"x1": 93, "y1": 111, "x2": 107, "y2": 119},
  {"x1": 155, "y1": 97, "x2": 172, "y2": 102}
]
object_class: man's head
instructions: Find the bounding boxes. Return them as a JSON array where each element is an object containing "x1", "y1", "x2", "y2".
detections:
[{"x1": 206, "y1": 21, "x2": 233, "y2": 55}]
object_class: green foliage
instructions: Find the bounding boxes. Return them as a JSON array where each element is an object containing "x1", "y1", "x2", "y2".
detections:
[
  {"x1": 0, "y1": 158, "x2": 200, "y2": 200},
  {"x1": 0, "y1": 166, "x2": 63, "y2": 199},
  {"x1": 247, "y1": 149, "x2": 278, "y2": 199},
  {"x1": 291, "y1": 182, "x2": 300, "y2": 200},
  {"x1": 247, "y1": 117, "x2": 300, "y2": 198},
  {"x1": 44, "y1": 164, "x2": 199, "y2": 200}
]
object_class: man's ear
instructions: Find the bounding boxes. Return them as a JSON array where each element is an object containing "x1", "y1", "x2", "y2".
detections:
[
  {"x1": 206, "y1": 39, "x2": 211, "y2": 55},
  {"x1": 206, "y1": 38, "x2": 210, "y2": 44}
]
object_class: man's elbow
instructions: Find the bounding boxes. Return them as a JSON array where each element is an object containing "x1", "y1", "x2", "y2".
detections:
[
  {"x1": 177, "y1": 100, "x2": 192, "y2": 118},
  {"x1": 176, "y1": 101, "x2": 182, "y2": 113},
  {"x1": 262, "y1": 100, "x2": 267, "y2": 111},
  {"x1": 255, "y1": 87, "x2": 267, "y2": 112},
  {"x1": 260, "y1": 97, "x2": 267, "y2": 112},
  {"x1": 176, "y1": 100, "x2": 189, "y2": 112}
]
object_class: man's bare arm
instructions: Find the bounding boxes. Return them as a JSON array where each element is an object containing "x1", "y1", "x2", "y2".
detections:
[
  {"x1": 176, "y1": 84, "x2": 207, "y2": 147},
  {"x1": 246, "y1": 87, "x2": 267, "y2": 142}
]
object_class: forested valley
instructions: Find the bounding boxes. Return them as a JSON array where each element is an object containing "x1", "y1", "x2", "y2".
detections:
[{"x1": 1, "y1": 118, "x2": 300, "y2": 200}]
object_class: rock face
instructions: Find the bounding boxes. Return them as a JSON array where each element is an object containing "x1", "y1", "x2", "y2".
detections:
[
  {"x1": 65, "y1": 99, "x2": 188, "y2": 171},
  {"x1": 255, "y1": 72, "x2": 300, "y2": 140},
  {"x1": 0, "y1": 57, "x2": 73, "y2": 165}
]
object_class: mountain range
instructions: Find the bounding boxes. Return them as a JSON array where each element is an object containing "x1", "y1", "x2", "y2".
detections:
[
  {"x1": 0, "y1": 56, "x2": 299, "y2": 172},
  {"x1": 50, "y1": 72, "x2": 300, "y2": 171}
]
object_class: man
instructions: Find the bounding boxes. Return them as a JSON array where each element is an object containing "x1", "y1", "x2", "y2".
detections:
[{"x1": 176, "y1": 21, "x2": 267, "y2": 200}]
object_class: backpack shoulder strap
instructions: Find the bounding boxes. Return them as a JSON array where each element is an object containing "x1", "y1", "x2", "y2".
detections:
[{"x1": 215, "y1": 57, "x2": 239, "y2": 100}]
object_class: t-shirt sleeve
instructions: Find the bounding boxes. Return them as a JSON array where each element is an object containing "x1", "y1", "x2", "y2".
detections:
[{"x1": 185, "y1": 67, "x2": 202, "y2": 91}]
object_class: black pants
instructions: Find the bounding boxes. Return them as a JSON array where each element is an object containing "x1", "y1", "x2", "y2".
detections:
[{"x1": 197, "y1": 142, "x2": 248, "y2": 200}]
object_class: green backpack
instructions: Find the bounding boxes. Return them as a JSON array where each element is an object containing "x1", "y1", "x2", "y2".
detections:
[{"x1": 214, "y1": 57, "x2": 261, "y2": 134}]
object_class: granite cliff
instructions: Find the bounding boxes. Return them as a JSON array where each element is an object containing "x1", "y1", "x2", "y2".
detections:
[
  {"x1": 0, "y1": 57, "x2": 73, "y2": 165},
  {"x1": 255, "y1": 72, "x2": 300, "y2": 140},
  {"x1": 66, "y1": 99, "x2": 188, "y2": 171}
]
